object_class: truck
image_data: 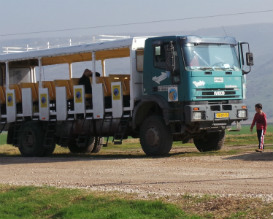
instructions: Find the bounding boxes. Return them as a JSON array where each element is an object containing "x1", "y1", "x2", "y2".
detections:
[{"x1": 0, "y1": 35, "x2": 253, "y2": 156}]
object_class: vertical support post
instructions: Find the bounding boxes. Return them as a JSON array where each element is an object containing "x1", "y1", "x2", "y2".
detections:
[
  {"x1": 69, "y1": 63, "x2": 73, "y2": 79},
  {"x1": 38, "y1": 57, "x2": 42, "y2": 88},
  {"x1": 91, "y1": 51, "x2": 105, "y2": 119},
  {"x1": 5, "y1": 61, "x2": 9, "y2": 88},
  {"x1": 33, "y1": 66, "x2": 37, "y2": 82},
  {"x1": 30, "y1": 67, "x2": 34, "y2": 83},
  {"x1": 92, "y1": 52, "x2": 96, "y2": 85},
  {"x1": 31, "y1": 67, "x2": 36, "y2": 83},
  {"x1": 5, "y1": 61, "x2": 17, "y2": 122},
  {"x1": 101, "y1": 59, "x2": 106, "y2": 76}
]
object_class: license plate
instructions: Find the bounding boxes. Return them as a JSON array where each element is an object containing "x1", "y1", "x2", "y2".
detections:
[{"x1": 215, "y1": 112, "x2": 229, "y2": 118}]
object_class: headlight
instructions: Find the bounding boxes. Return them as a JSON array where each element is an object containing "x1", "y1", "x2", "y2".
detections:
[
  {"x1": 237, "y1": 110, "x2": 247, "y2": 118},
  {"x1": 193, "y1": 111, "x2": 202, "y2": 120}
]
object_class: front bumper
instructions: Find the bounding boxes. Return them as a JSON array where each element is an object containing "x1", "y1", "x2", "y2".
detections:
[{"x1": 184, "y1": 103, "x2": 248, "y2": 128}]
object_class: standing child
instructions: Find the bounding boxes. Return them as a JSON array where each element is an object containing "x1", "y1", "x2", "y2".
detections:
[{"x1": 250, "y1": 103, "x2": 267, "y2": 152}]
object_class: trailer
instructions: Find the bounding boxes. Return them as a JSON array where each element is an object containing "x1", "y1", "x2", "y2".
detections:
[{"x1": 0, "y1": 35, "x2": 253, "y2": 156}]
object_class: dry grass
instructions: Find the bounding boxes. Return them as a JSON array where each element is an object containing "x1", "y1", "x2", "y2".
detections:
[{"x1": 169, "y1": 194, "x2": 273, "y2": 219}]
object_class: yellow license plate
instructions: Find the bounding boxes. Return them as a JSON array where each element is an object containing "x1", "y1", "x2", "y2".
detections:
[{"x1": 215, "y1": 112, "x2": 229, "y2": 118}]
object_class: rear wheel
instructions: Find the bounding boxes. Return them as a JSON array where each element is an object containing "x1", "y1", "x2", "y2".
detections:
[
  {"x1": 7, "y1": 124, "x2": 15, "y2": 145},
  {"x1": 18, "y1": 122, "x2": 55, "y2": 157},
  {"x1": 43, "y1": 141, "x2": 56, "y2": 156},
  {"x1": 91, "y1": 137, "x2": 103, "y2": 153},
  {"x1": 68, "y1": 136, "x2": 95, "y2": 153},
  {"x1": 193, "y1": 130, "x2": 225, "y2": 152},
  {"x1": 140, "y1": 115, "x2": 173, "y2": 156}
]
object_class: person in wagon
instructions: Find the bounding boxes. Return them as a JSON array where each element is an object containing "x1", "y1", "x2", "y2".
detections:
[{"x1": 79, "y1": 69, "x2": 100, "y2": 94}]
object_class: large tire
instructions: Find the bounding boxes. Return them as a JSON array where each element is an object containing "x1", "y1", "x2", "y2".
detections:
[
  {"x1": 68, "y1": 136, "x2": 95, "y2": 153},
  {"x1": 193, "y1": 130, "x2": 225, "y2": 152},
  {"x1": 91, "y1": 137, "x2": 103, "y2": 153},
  {"x1": 43, "y1": 141, "x2": 56, "y2": 156},
  {"x1": 18, "y1": 122, "x2": 50, "y2": 157},
  {"x1": 7, "y1": 124, "x2": 15, "y2": 145},
  {"x1": 140, "y1": 115, "x2": 173, "y2": 156}
]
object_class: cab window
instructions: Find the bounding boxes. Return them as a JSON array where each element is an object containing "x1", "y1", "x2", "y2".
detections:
[
  {"x1": 153, "y1": 41, "x2": 180, "y2": 84},
  {"x1": 154, "y1": 44, "x2": 166, "y2": 69}
]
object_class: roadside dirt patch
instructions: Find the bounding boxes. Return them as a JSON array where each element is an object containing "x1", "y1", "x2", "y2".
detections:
[{"x1": 1, "y1": 150, "x2": 272, "y2": 201}]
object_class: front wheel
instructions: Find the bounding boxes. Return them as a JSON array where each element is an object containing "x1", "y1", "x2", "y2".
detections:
[
  {"x1": 140, "y1": 115, "x2": 173, "y2": 156},
  {"x1": 193, "y1": 130, "x2": 225, "y2": 152}
]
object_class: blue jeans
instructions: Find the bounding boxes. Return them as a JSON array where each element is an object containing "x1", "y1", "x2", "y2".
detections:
[{"x1": 257, "y1": 129, "x2": 264, "y2": 150}]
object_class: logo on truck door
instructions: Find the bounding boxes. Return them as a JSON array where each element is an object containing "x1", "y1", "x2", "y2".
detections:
[{"x1": 168, "y1": 86, "x2": 178, "y2": 102}]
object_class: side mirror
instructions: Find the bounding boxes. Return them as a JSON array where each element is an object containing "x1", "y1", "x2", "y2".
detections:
[
  {"x1": 246, "y1": 52, "x2": 254, "y2": 66},
  {"x1": 239, "y1": 42, "x2": 253, "y2": 74}
]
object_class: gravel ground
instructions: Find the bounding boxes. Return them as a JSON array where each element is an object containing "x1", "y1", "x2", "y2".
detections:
[{"x1": 0, "y1": 151, "x2": 273, "y2": 201}]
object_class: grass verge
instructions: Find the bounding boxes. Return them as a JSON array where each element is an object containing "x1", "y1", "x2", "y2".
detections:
[
  {"x1": 1, "y1": 185, "x2": 272, "y2": 219},
  {"x1": 0, "y1": 185, "x2": 198, "y2": 219}
]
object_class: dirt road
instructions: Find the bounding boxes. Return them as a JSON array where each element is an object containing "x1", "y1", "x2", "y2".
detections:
[{"x1": 0, "y1": 151, "x2": 273, "y2": 201}]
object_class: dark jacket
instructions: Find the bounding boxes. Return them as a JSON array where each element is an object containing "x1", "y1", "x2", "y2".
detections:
[
  {"x1": 78, "y1": 72, "x2": 100, "y2": 94},
  {"x1": 79, "y1": 75, "x2": 92, "y2": 94}
]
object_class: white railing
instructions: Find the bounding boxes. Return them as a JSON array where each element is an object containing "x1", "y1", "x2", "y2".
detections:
[
  {"x1": 3, "y1": 46, "x2": 34, "y2": 54},
  {"x1": 1, "y1": 35, "x2": 131, "y2": 54}
]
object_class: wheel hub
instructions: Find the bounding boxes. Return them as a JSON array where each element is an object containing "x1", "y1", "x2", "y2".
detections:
[
  {"x1": 146, "y1": 128, "x2": 159, "y2": 146},
  {"x1": 24, "y1": 131, "x2": 34, "y2": 147}
]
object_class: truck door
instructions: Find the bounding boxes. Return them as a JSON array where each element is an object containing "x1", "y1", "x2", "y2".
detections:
[{"x1": 148, "y1": 40, "x2": 180, "y2": 102}]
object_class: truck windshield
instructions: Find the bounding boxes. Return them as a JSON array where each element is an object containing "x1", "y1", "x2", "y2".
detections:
[{"x1": 182, "y1": 44, "x2": 240, "y2": 71}]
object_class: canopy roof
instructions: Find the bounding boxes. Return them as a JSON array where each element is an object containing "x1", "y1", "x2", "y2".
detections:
[{"x1": 0, "y1": 38, "x2": 133, "y2": 66}]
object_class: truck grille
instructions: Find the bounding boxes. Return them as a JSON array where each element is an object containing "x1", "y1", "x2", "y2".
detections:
[{"x1": 196, "y1": 88, "x2": 239, "y2": 99}]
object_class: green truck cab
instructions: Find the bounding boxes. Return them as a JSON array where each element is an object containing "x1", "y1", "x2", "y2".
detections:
[{"x1": 135, "y1": 35, "x2": 253, "y2": 154}]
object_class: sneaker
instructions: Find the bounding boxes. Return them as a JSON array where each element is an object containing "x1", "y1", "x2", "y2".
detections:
[{"x1": 255, "y1": 149, "x2": 263, "y2": 152}]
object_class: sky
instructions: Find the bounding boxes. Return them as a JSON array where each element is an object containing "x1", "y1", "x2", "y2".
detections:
[{"x1": 0, "y1": 0, "x2": 272, "y2": 40}]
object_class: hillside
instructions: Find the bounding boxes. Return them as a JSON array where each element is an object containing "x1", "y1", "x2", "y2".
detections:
[{"x1": 0, "y1": 23, "x2": 272, "y2": 122}]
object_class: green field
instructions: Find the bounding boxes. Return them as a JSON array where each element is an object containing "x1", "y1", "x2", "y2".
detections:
[{"x1": 224, "y1": 124, "x2": 273, "y2": 146}]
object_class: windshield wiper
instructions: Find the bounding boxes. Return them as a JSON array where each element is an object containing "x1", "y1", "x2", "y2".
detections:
[
  {"x1": 215, "y1": 66, "x2": 236, "y2": 71},
  {"x1": 200, "y1": 67, "x2": 213, "y2": 70}
]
